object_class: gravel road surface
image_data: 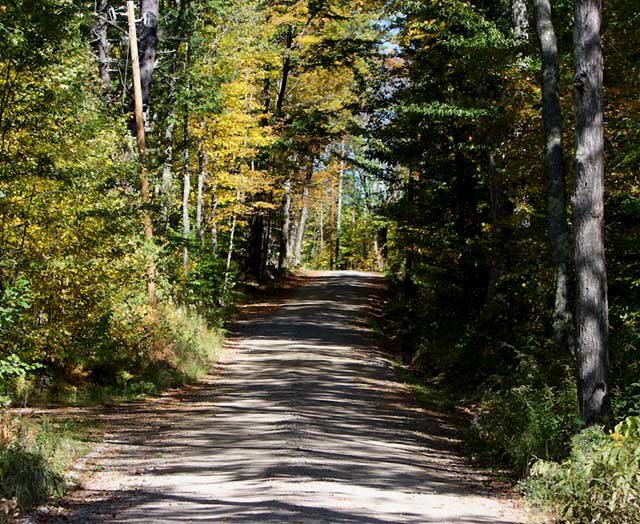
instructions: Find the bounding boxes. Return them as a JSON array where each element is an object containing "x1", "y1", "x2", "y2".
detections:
[{"x1": 63, "y1": 271, "x2": 530, "y2": 523}]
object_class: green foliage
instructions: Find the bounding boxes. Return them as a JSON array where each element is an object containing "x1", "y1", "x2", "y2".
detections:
[
  {"x1": 524, "y1": 416, "x2": 640, "y2": 523},
  {"x1": 0, "y1": 355, "x2": 42, "y2": 407},
  {"x1": 468, "y1": 370, "x2": 578, "y2": 476},
  {"x1": 373, "y1": 1, "x2": 639, "y2": 510},
  {"x1": 0, "y1": 278, "x2": 30, "y2": 334},
  {"x1": 77, "y1": 301, "x2": 223, "y2": 402},
  {"x1": 391, "y1": 360, "x2": 456, "y2": 413},
  {"x1": 0, "y1": 355, "x2": 40, "y2": 381},
  {"x1": 0, "y1": 446, "x2": 65, "y2": 509},
  {"x1": 0, "y1": 413, "x2": 97, "y2": 510}
]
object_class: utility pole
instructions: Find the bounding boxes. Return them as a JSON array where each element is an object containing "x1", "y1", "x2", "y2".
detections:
[{"x1": 127, "y1": 0, "x2": 157, "y2": 305}]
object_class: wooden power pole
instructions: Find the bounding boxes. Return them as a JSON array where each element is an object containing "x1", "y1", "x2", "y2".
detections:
[{"x1": 127, "y1": 1, "x2": 157, "y2": 306}]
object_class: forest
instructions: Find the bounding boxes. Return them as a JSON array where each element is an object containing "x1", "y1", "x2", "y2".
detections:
[{"x1": 0, "y1": 0, "x2": 638, "y2": 522}]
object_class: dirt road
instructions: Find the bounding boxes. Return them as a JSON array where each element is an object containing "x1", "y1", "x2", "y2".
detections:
[{"x1": 64, "y1": 271, "x2": 530, "y2": 523}]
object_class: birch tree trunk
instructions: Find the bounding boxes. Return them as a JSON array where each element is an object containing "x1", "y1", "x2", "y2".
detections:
[
  {"x1": 573, "y1": 0, "x2": 610, "y2": 426},
  {"x1": 330, "y1": 179, "x2": 335, "y2": 270},
  {"x1": 278, "y1": 175, "x2": 292, "y2": 270},
  {"x1": 94, "y1": 0, "x2": 111, "y2": 98},
  {"x1": 160, "y1": 76, "x2": 176, "y2": 231},
  {"x1": 512, "y1": 0, "x2": 529, "y2": 43},
  {"x1": 181, "y1": 116, "x2": 190, "y2": 273},
  {"x1": 224, "y1": 190, "x2": 241, "y2": 288},
  {"x1": 294, "y1": 161, "x2": 314, "y2": 267},
  {"x1": 319, "y1": 200, "x2": 324, "y2": 265},
  {"x1": 210, "y1": 184, "x2": 218, "y2": 258},
  {"x1": 533, "y1": 0, "x2": 574, "y2": 354},
  {"x1": 196, "y1": 150, "x2": 206, "y2": 243},
  {"x1": 335, "y1": 146, "x2": 344, "y2": 270}
]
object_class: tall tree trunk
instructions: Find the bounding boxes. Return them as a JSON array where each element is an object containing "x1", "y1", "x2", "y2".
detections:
[
  {"x1": 263, "y1": 205, "x2": 273, "y2": 278},
  {"x1": 278, "y1": 175, "x2": 292, "y2": 271},
  {"x1": 330, "y1": 178, "x2": 335, "y2": 270},
  {"x1": 533, "y1": 0, "x2": 574, "y2": 354},
  {"x1": 181, "y1": 116, "x2": 190, "y2": 273},
  {"x1": 275, "y1": 25, "x2": 293, "y2": 117},
  {"x1": 160, "y1": 116, "x2": 175, "y2": 229},
  {"x1": 372, "y1": 235, "x2": 383, "y2": 272},
  {"x1": 485, "y1": 149, "x2": 513, "y2": 306},
  {"x1": 139, "y1": 0, "x2": 159, "y2": 111},
  {"x1": 404, "y1": 169, "x2": 415, "y2": 289},
  {"x1": 224, "y1": 190, "x2": 241, "y2": 288},
  {"x1": 573, "y1": 0, "x2": 609, "y2": 426},
  {"x1": 196, "y1": 150, "x2": 206, "y2": 243},
  {"x1": 210, "y1": 183, "x2": 218, "y2": 258},
  {"x1": 94, "y1": 0, "x2": 111, "y2": 98},
  {"x1": 319, "y1": 200, "x2": 324, "y2": 267},
  {"x1": 512, "y1": 0, "x2": 529, "y2": 42},
  {"x1": 160, "y1": 75, "x2": 177, "y2": 231},
  {"x1": 294, "y1": 161, "x2": 314, "y2": 267},
  {"x1": 335, "y1": 153, "x2": 344, "y2": 270},
  {"x1": 246, "y1": 213, "x2": 262, "y2": 276},
  {"x1": 127, "y1": 1, "x2": 156, "y2": 305}
]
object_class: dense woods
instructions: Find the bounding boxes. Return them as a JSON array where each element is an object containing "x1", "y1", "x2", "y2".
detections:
[{"x1": 1, "y1": 0, "x2": 639, "y2": 521}]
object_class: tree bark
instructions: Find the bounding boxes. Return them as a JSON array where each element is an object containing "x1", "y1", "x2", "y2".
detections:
[
  {"x1": 263, "y1": 204, "x2": 273, "y2": 277},
  {"x1": 278, "y1": 175, "x2": 292, "y2": 271},
  {"x1": 181, "y1": 116, "x2": 190, "y2": 273},
  {"x1": 127, "y1": 1, "x2": 156, "y2": 306},
  {"x1": 294, "y1": 161, "x2": 314, "y2": 267},
  {"x1": 330, "y1": 179, "x2": 335, "y2": 270},
  {"x1": 210, "y1": 183, "x2": 218, "y2": 258},
  {"x1": 512, "y1": 0, "x2": 529, "y2": 42},
  {"x1": 224, "y1": 190, "x2": 241, "y2": 288},
  {"x1": 94, "y1": 0, "x2": 111, "y2": 98},
  {"x1": 139, "y1": 0, "x2": 159, "y2": 111},
  {"x1": 335, "y1": 151, "x2": 344, "y2": 270},
  {"x1": 196, "y1": 150, "x2": 206, "y2": 243},
  {"x1": 319, "y1": 200, "x2": 324, "y2": 267},
  {"x1": 159, "y1": 72, "x2": 177, "y2": 231},
  {"x1": 533, "y1": 0, "x2": 574, "y2": 354},
  {"x1": 275, "y1": 25, "x2": 293, "y2": 117},
  {"x1": 573, "y1": 0, "x2": 609, "y2": 426}
]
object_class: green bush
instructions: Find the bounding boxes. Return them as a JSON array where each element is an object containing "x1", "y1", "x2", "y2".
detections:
[
  {"x1": 0, "y1": 445, "x2": 65, "y2": 509},
  {"x1": 523, "y1": 416, "x2": 640, "y2": 523},
  {"x1": 80, "y1": 299, "x2": 223, "y2": 396},
  {"x1": 468, "y1": 368, "x2": 577, "y2": 476},
  {"x1": 0, "y1": 414, "x2": 69, "y2": 510}
]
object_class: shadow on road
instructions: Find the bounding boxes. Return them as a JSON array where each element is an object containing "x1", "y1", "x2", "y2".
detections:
[{"x1": 63, "y1": 272, "x2": 524, "y2": 524}]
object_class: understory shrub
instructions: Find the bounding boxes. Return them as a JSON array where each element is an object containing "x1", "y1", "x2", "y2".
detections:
[
  {"x1": 112, "y1": 302, "x2": 223, "y2": 380},
  {"x1": 523, "y1": 416, "x2": 640, "y2": 524},
  {"x1": 0, "y1": 446, "x2": 65, "y2": 510},
  {"x1": 467, "y1": 360, "x2": 577, "y2": 476},
  {"x1": 76, "y1": 301, "x2": 224, "y2": 402},
  {"x1": 0, "y1": 414, "x2": 71, "y2": 511}
]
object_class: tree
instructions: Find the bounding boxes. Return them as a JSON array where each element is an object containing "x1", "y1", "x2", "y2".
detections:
[
  {"x1": 572, "y1": 0, "x2": 609, "y2": 426},
  {"x1": 533, "y1": 0, "x2": 574, "y2": 355},
  {"x1": 139, "y1": 0, "x2": 159, "y2": 112}
]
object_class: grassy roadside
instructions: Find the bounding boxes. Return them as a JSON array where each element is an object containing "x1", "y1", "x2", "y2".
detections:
[
  {"x1": 0, "y1": 273, "x2": 301, "y2": 520},
  {"x1": 0, "y1": 413, "x2": 101, "y2": 522},
  {"x1": 390, "y1": 360, "x2": 457, "y2": 414}
]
